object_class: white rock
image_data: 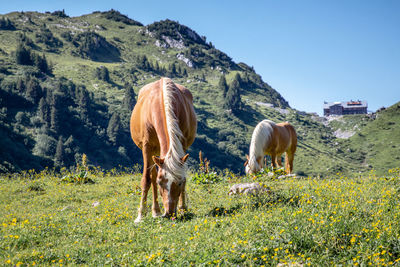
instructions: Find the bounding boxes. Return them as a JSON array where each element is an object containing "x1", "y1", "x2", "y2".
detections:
[
  {"x1": 176, "y1": 53, "x2": 194, "y2": 68},
  {"x1": 228, "y1": 183, "x2": 270, "y2": 196}
]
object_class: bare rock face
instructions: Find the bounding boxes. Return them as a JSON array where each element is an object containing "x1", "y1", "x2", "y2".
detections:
[
  {"x1": 176, "y1": 53, "x2": 194, "y2": 68},
  {"x1": 228, "y1": 183, "x2": 271, "y2": 196},
  {"x1": 333, "y1": 129, "x2": 355, "y2": 139}
]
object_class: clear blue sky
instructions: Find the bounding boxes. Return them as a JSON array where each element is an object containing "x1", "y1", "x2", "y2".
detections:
[{"x1": 2, "y1": 0, "x2": 399, "y2": 114}]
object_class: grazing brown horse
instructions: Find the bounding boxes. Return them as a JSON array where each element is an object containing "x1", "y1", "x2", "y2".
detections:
[
  {"x1": 130, "y1": 78, "x2": 197, "y2": 223},
  {"x1": 244, "y1": 120, "x2": 297, "y2": 174}
]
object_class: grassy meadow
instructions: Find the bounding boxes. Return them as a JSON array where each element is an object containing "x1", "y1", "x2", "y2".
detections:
[{"x1": 1, "y1": 166, "x2": 400, "y2": 266}]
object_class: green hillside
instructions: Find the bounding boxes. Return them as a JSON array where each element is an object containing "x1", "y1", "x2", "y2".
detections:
[
  {"x1": 0, "y1": 10, "x2": 398, "y2": 175},
  {"x1": 337, "y1": 103, "x2": 400, "y2": 175}
]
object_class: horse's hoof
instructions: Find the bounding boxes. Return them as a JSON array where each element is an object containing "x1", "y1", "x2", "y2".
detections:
[
  {"x1": 134, "y1": 216, "x2": 142, "y2": 223},
  {"x1": 178, "y1": 207, "x2": 187, "y2": 214},
  {"x1": 152, "y1": 211, "x2": 162, "y2": 218}
]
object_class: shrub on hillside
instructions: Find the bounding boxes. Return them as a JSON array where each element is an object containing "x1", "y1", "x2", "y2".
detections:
[
  {"x1": 18, "y1": 33, "x2": 35, "y2": 48},
  {"x1": 35, "y1": 26, "x2": 63, "y2": 48},
  {"x1": 0, "y1": 17, "x2": 16, "y2": 30},
  {"x1": 15, "y1": 43, "x2": 51, "y2": 74},
  {"x1": 15, "y1": 44, "x2": 32, "y2": 65},
  {"x1": 33, "y1": 134, "x2": 57, "y2": 158},
  {"x1": 73, "y1": 31, "x2": 120, "y2": 62},
  {"x1": 51, "y1": 9, "x2": 69, "y2": 18},
  {"x1": 60, "y1": 31, "x2": 72, "y2": 42},
  {"x1": 123, "y1": 84, "x2": 136, "y2": 112},
  {"x1": 94, "y1": 66, "x2": 110, "y2": 82},
  {"x1": 224, "y1": 73, "x2": 243, "y2": 114}
]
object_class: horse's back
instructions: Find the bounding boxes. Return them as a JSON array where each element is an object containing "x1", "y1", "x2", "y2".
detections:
[
  {"x1": 172, "y1": 82, "x2": 197, "y2": 149},
  {"x1": 277, "y1": 122, "x2": 297, "y2": 152},
  {"x1": 130, "y1": 78, "x2": 196, "y2": 151}
]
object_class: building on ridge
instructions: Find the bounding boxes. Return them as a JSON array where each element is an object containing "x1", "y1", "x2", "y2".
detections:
[{"x1": 323, "y1": 100, "x2": 367, "y2": 116}]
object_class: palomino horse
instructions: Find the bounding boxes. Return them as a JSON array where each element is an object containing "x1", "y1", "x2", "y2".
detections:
[
  {"x1": 244, "y1": 120, "x2": 297, "y2": 174},
  {"x1": 130, "y1": 78, "x2": 197, "y2": 222}
]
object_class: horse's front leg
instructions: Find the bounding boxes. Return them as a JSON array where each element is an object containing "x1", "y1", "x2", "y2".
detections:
[
  {"x1": 150, "y1": 166, "x2": 162, "y2": 218},
  {"x1": 135, "y1": 147, "x2": 152, "y2": 223},
  {"x1": 178, "y1": 185, "x2": 188, "y2": 213}
]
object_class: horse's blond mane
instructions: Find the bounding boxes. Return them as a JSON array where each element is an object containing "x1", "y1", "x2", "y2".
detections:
[
  {"x1": 248, "y1": 120, "x2": 275, "y2": 171},
  {"x1": 162, "y1": 78, "x2": 187, "y2": 182}
]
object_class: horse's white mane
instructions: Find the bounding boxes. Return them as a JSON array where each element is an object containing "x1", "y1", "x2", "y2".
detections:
[
  {"x1": 162, "y1": 78, "x2": 187, "y2": 182},
  {"x1": 248, "y1": 120, "x2": 275, "y2": 172}
]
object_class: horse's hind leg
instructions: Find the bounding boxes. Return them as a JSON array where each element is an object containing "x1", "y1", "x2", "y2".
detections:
[
  {"x1": 135, "y1": 147, "x2": 152, "y2": 223},
  {"x1": 276, "y1": 155, "x2": 283, "y2": 168},
  {"x1": 285, "y1": 152, "x2": 294, "y2": 174},
  {"x1": 271, "y1": 154, "x2": 277, "y2": 170}
]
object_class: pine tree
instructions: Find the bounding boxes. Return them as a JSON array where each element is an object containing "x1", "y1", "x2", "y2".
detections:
[
  {"x1": 50, "y1": 94, "x2": 61, "y2": 132},
  {"x1": 76, "y1": 86, "x2": 89, "y2": 108},
  {"x1": 64, "y1": 135, "x2": 76, "y2": 165},
  {"x1": 154, "y1": 61, "x2": 160, "y2": 73},
  {"x1": 75, "y1": 85, "x2": 90, "y2": 120},
  {"x1": 54, "y1": 136, "x2": 65, "y2": 167},
  {"x1": 32, "y1": 53, "x2": 50, "y2": 74},
  {"x1": 50, "y1": 106, "x2": 59, "y2": 132},
  {"x1": 170, "y1": 63, "x2": 176, "y2": 76},
  {"x1": 95, "y1": 66, "x2": 110, "y2": 82},
  {"x1": 38, "y1": 97, "x2": 50, "y2": 127},
  {"x1": 233, "y1": 73, "x2": 242, "y2": 86},
  {"x1": 224, "y1": 73, "x2": 242, "y2": 113},
  {"x1": 218, "y1": 75, "x2": 228, "y2": 97},
  {"x1": 107, "y1": 113, "x2": 121, "y2": 144},
  {"x1": 16, "y1": 78, "x2": 25, "y2": 93},
  {"x1": 138, "y1": 55, "x2": 150, "y2": 70},
  {"x1": 123, "y1": 84, "x2": 136, "y2": 112},
  {"x1": 15, "y1": 44, "x2": 32, "y2": 65},
  {"x1": 25, "y1": 76, "x2": 42, "y2": 104}
]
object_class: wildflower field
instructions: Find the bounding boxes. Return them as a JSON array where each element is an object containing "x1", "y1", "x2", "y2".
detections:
[{"x1": 1, "y1": 168, "x2": 400, "y2": 266}]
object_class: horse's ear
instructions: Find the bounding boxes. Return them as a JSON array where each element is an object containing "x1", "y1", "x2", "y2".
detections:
[
  {"x1": 246, "y1": 154, "x2": 249, "y2": 160},
  {"x1": 152, "y1": 156, "x2": 165, "y2": 167},
  {"x1": 244, "y1": 160, "x2": 248, "y2": 167},
  {"x1": 181, "y1": 154, "x2": 189, "y2": 163}
]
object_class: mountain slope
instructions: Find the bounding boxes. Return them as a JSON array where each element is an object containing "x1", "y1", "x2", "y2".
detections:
[
  {"x1": 338, "y1": 103, "x2": 400, "y2": 175},
  {"x1": 0, "y1": 10, "x2": 397, "y2": 176}
]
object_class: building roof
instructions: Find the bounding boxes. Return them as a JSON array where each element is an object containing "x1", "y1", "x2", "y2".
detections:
[{"x1": 323, "y1": 100, "x2": 367, "y2": 109}]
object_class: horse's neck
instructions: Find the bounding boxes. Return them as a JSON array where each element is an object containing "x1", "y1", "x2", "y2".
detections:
[
  {"x1": 250, "y1": 134, "x2": 266, "y2": 160},
  {"x1": 250, "y1": 123, "x2": 275, "y2": 159}
]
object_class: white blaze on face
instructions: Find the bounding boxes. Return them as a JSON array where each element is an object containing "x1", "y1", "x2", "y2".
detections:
[
  {"x1": 165, "y1": 172, "x2": 174, "y2": 202},
  {"x1": 245, "y1": 165, "x2": 250, "y2": 174},
  {"x1": 247, "y1": 156, "x2": 262, "y2": 174}
]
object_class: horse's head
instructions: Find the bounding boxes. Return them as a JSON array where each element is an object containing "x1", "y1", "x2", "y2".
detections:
[
  {"x1": 244, "y1": 154, "x2": 262, "y2": 174},
  {"x1": 152, "y1": 154, "x2": 189, "y2": 218}
]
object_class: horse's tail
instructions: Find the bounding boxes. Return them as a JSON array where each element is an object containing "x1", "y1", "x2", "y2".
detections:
[
  {"x1": 287, "y1": 123, "x2": 297, "y2": 153},
  {"x1": 285, "y1": 123, "x2": 297, "y2": 174}
]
